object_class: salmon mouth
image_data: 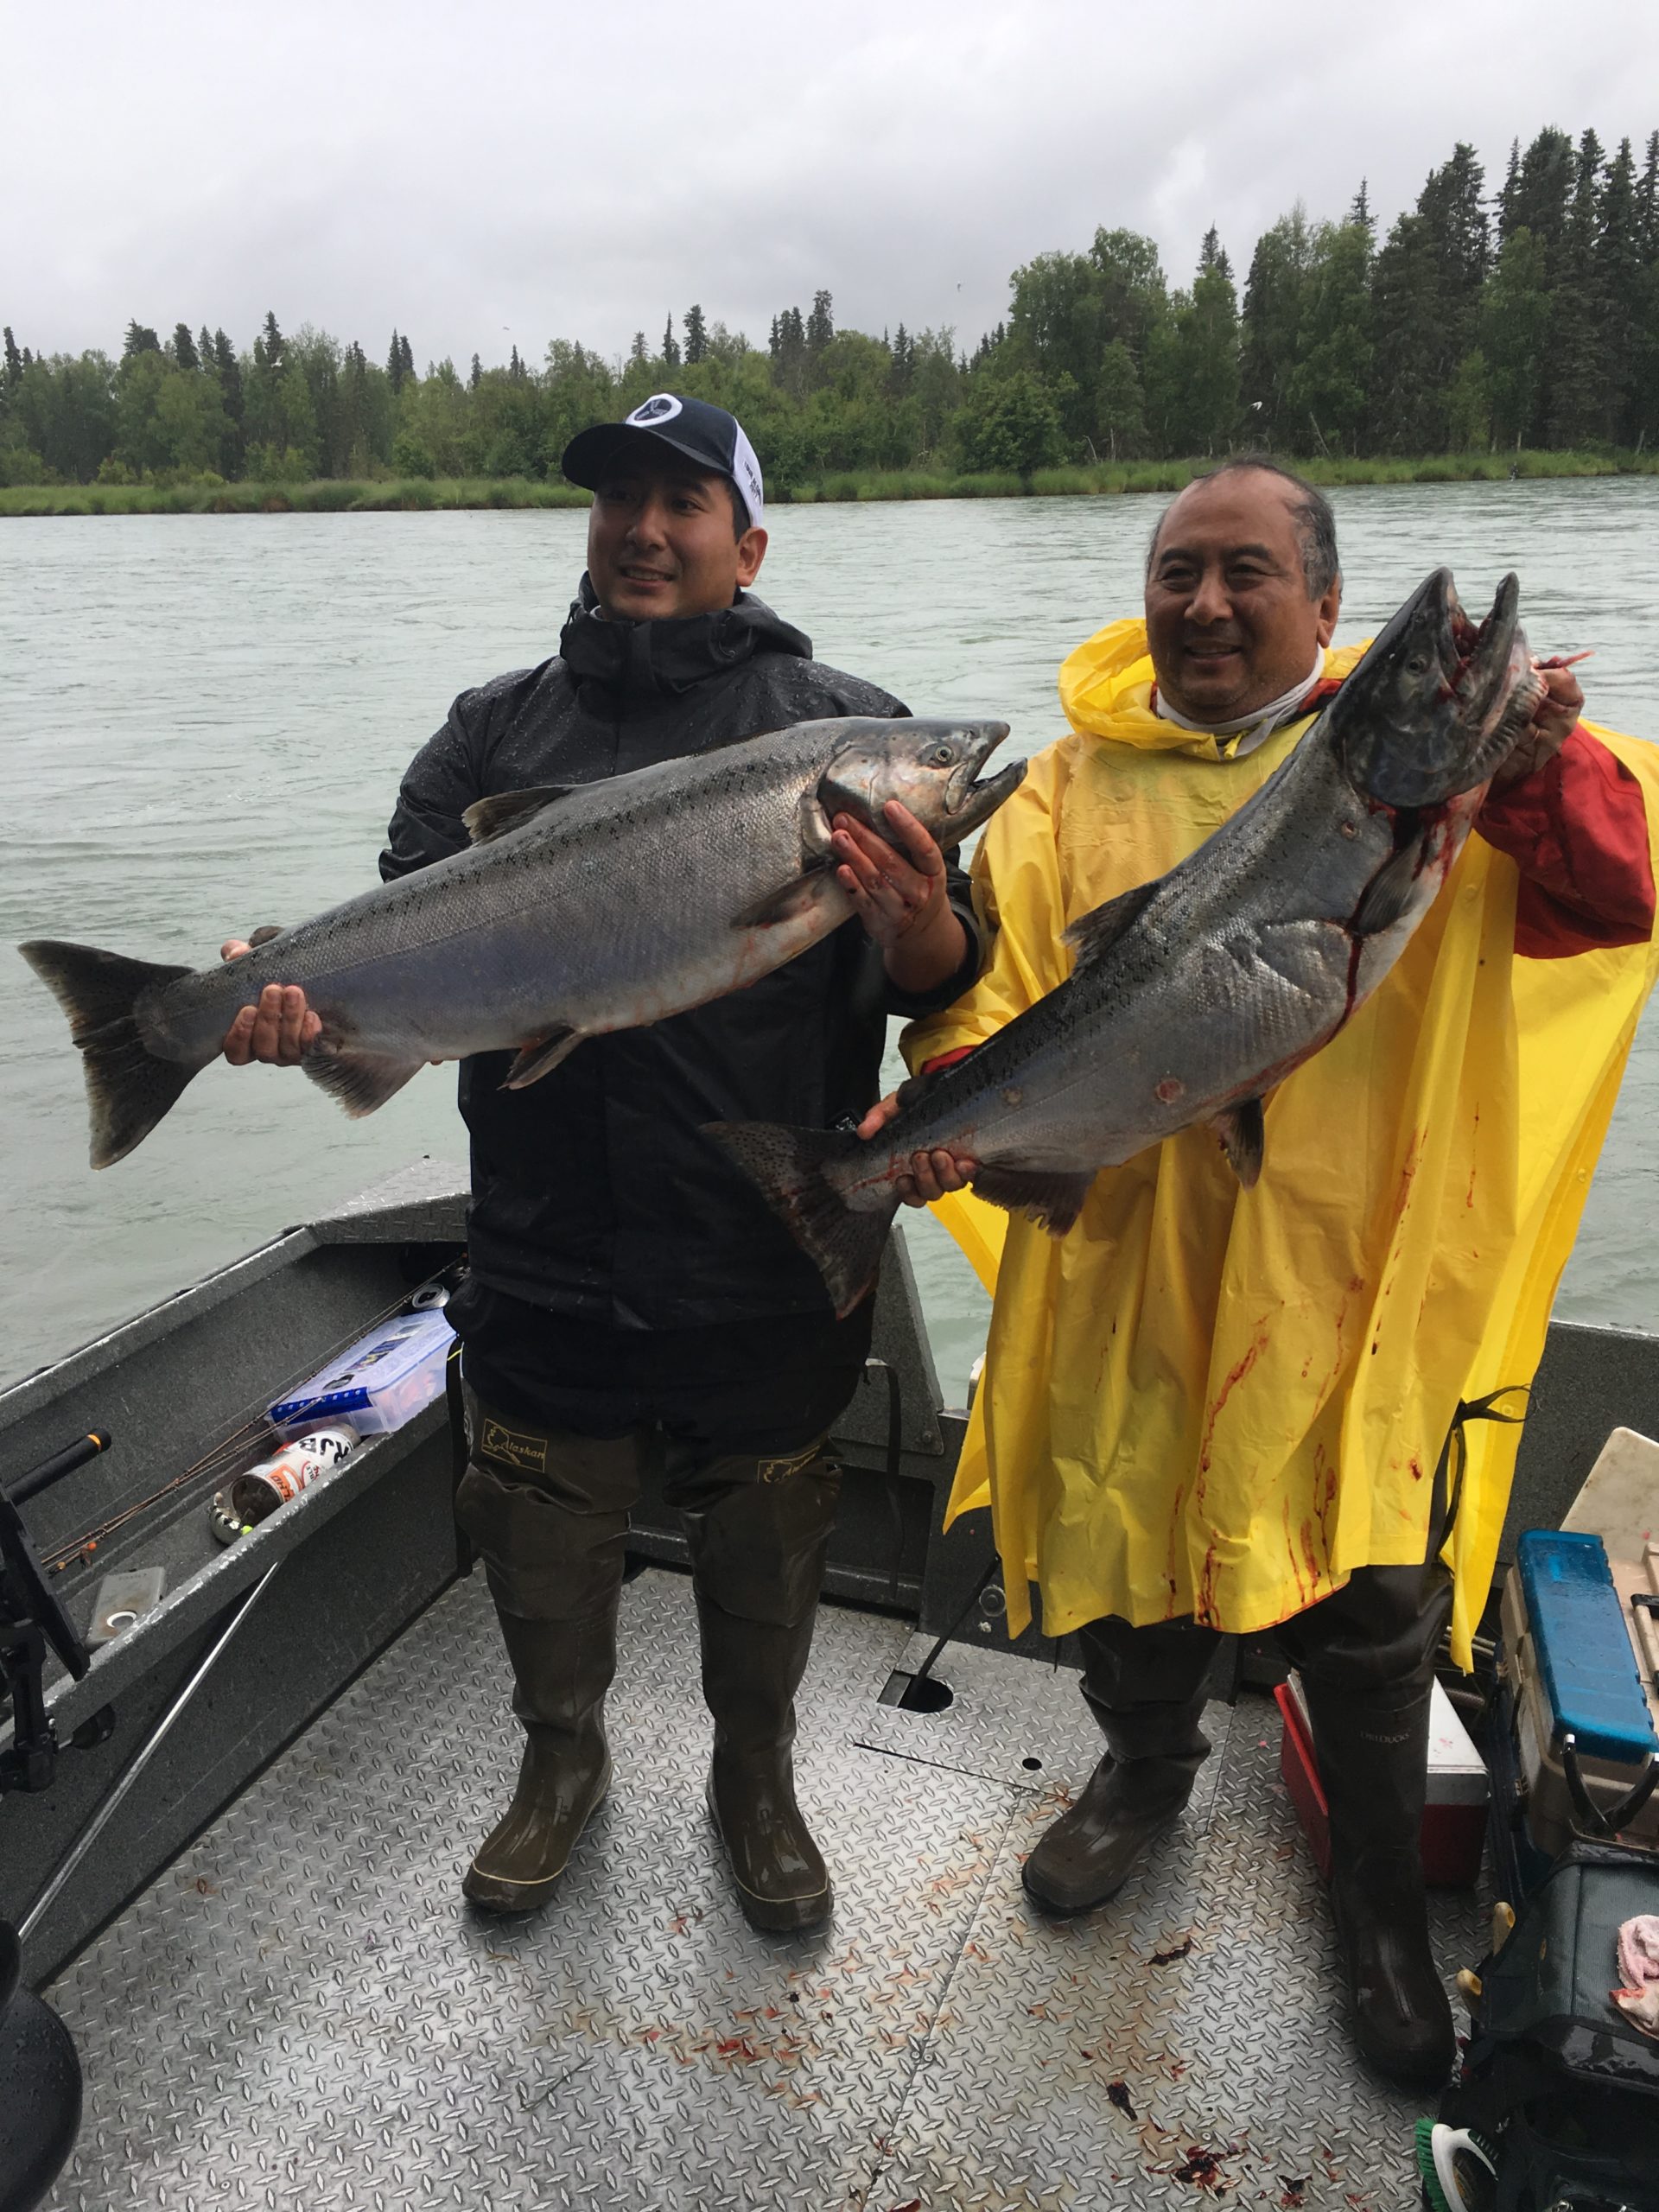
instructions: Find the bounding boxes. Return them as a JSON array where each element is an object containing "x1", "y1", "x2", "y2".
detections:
[
  {"x1": 945, "y1": 721, "x2": 1014, "y2": 814},
  {"x1": 946, "y1": 727, "x2": 1025, "y2": 836},
  {"x1": 1446, "y1": 571, "x2": 1520, "y2": 708},
  {"x1": 949, "y1": 756, "x2": 1025, "y2": 817}
]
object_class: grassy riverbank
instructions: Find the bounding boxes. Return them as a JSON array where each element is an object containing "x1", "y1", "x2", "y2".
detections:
[{"x1": 3, "y1": 449, "x2": 1656, "y2": 517}]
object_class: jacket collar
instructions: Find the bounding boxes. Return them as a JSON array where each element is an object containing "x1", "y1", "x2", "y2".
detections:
[{"x1": 559, "y1": 575, "x2": 812, "y2": 702}]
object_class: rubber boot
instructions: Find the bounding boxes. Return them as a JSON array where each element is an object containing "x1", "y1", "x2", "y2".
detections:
[
  {"x1": 1022, "y1": 1695, "x2": 1211, "y2": 1915},
  {"x1": 462, "y1": 1605, "x2": 616, "y2": 1911},
  {"x1": 682, "y1": 1452, "x2": 840, "y2": 1933},
  {"x1": 1300, "y1": 1673, "x2": 1455, "y2": 2086},
  {"x1": 454, "y1": 1415, "x2": 641, "y2": 1913}
]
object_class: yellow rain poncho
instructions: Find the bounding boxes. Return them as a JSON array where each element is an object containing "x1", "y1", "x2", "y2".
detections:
[{"x1": 907, "y1": 621, "x2": 1659, "y2": 1668}]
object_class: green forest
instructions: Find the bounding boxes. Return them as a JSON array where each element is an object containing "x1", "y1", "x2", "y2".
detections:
[{"x1": 3, "y1": 126, "x2": 1657, "y2": 505}]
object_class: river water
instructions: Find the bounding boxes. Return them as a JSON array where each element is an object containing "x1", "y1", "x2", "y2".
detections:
[{"x1": 3, "y1": 480, "x2": 1657, "y2": 1402}]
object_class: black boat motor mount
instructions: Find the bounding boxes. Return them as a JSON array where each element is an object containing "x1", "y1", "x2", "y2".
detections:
[{"x1": 0, "y1": 1427, "x2": 114, "y2": 2212}]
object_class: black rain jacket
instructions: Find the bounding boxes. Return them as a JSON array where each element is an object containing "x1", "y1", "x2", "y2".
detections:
[{"x1": 379, "y1": 580, "x2": 982, "y2": 1329}]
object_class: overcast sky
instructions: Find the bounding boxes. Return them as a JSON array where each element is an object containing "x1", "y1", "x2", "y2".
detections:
[{"x1": 5, "y1": 0, "x2": 1657, "y2": 374}]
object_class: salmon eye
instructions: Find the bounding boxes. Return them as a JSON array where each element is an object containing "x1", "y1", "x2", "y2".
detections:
[{"x1": 930, "y1": 745, "x2": 957, "y2": 766}]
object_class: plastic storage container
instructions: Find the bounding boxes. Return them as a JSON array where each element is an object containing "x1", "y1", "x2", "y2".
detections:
[
  {"x1": 1276, "y1": 1672, "x2": 1488, "y2": 1886},
  {"x1": 269, "y1": 1310, "x2": 455, "y2": 1437},
  {"x1": 1501, "y1": 1531, "x2": 1659, "y2": 1859}
]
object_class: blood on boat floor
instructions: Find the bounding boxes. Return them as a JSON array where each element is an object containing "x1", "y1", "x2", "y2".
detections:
[{"x1": 44, "y1": 1566, "x2": 1483, "y2": 2210}]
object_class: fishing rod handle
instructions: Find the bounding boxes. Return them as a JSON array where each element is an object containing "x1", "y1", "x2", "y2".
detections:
[{"x1": 6, "y1": 1430, "x2": 111, "y2": 1509}]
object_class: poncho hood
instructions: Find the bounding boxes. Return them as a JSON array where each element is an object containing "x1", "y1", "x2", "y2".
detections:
[{"x1": 1057, "y1": 617, "x2": 1368, "y2": 761}]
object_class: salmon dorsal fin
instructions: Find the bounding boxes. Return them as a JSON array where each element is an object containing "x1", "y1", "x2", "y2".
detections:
[
  {"x1": 462, "y1": 785, "x2": 573, "y2": 844},
  {"x1": 1062, "y1": 877, "x2": 1161, "y2": 978}
]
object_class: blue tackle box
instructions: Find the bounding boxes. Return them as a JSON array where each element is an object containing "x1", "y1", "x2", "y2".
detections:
[{"x1": 1501, "y1": 1529, "x2": 1659, "y2": 1859}]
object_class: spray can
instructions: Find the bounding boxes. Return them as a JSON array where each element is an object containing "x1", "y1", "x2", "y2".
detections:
[{"x1": 229, "y1": 1423, "x2": 359, "y2": 1528}]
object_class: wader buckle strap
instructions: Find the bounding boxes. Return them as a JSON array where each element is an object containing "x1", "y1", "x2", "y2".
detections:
[
  {"x1": 445, "y1": 1341, "x2": 474, "y2": 1575},
  {"x1": 1430, "y1": 1384, "x2": 1531, "y2": 1554}
]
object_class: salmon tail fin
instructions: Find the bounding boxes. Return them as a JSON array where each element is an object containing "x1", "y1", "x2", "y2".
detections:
[
  {"x1": 703, "y1": 1119, "x2": 893, "y2": 1318},
  {"x1": 19, "y1": 938, "x2": 202, "y2": 1167}
]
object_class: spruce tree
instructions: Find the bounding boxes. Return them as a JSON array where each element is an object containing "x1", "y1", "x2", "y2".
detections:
[
  {"x1": 1633, "y1": 131, "x2": 1659, "y2": 449},
  {"x1": 1419, "y1": 142, "x2": 1490, "y2": 362},
  {"x1": 172, "y1": 322, "x2": 199, "y2": 371},
  {"x1": 1598, "y1": 138, "x2": 1642, "y2": 442},
  {"x1": 470, "y1": 353, "x2": 481, "y2": 390},
  {"x1": 769, "y1": 306, "x2": 806, "y2": 397},
  {"x1": 1497, "y1": 139, "x2": 1522, "y2": 237},
  {"x1": 683, "y1": 303, "x2": 708, "y2": 364},
  {"x1": 261, "y1": 311, "x2": 284, "y2": 369},
  {"x1": 890, "y1": 323, "x2": 913, "y2": 394},
  {"x1": 122, "y1": 321, "x2": 161, "y2": 359},
  {"x1": 2, "y1": 327, "x2": 21, "y2": 394},
  {"x1": 212, "y1": 330, "x2": 244, "y2": 429},
  {"x1": 1367, "y1": 143, "x2": 1491, "y2": 452},
  {"x1": 1548, "y1": 130, "x2": 1610, "y2": 445},
  {"x1": 630, "y1": 330, "x2": 648, "y2": 367},
  {"x1": 1483, "y1": 227, "x2": 1552, "y2": 448},
  {"x1": 1287, "y1": 221, "x2": 1373, "y2": 454},
  {"x1": 1502, "y1": 127, "x2": 1574, "y2": 279},
  {"x1": 1239, "y1": 207, "x2": 1313, "y2": 448},
  {"x1": 662, "y1": 314, "x2": 680, "y2": 368},
  {"x1": 1639, "y1": 131, "x2": 1659, "y2": 262},
  {"x1": 400, "y1": 334, "x2": 415, "y2": 382},
  {"x1": 386, "y1": 330, "x2": 404, "y2": 393},
  {"x1": 1369, "y1": 212, "x2": 1443, "y2": 449},
  {"x1": 1168, "y1": 230, "x2": 1240, "y2": 454},
  {"x1": 806, "y1": 290, "x2": 834, "y2": 352}
]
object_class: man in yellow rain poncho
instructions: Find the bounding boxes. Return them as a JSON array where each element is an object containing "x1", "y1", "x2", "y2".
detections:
[{"x1": 871, "y1": 459, "x2": 1659, "y2": 2085}]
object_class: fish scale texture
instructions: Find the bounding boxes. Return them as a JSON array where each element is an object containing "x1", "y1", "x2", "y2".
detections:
[
  {"x1": 187, "y1": 733, "x2": 822, "y2": 994},
  {"x1": 43, "y1": 1571, "x2": 1484, "y2": 2210}
]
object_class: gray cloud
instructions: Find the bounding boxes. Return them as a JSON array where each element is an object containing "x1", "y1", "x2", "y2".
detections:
[{"x1": 5, "y1": 0, "x2": 1656, "y2": 371}]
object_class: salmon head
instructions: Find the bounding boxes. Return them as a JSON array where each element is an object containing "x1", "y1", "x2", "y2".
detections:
[
  {"x1": 817, "y1": 718, "x2": 1024, "y2": 844},
  {"x1": 1332, "y1": 569, "x2": 1544, "y2": 810}
]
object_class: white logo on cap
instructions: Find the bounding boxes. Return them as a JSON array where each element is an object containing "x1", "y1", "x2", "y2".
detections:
[
  {"x1": 731, "y1": 422, "x2": 765, "y2": 528},
  {"x1": 626, "y1": 393, "x2": 683, "y2": 426}
]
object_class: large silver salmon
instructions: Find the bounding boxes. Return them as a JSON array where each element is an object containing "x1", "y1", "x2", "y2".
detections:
[
  {"x1": 22, "y1": 715, "x2": 1020, "y2": 1167},
  {"x1": 711, "y1": 570, "x2": 1544, "y2": 1316}
]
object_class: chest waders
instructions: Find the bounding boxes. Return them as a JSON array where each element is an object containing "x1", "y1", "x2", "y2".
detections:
[
  {"x1": 453, "y1": 1402, "x2": 840, "y2": 1930},
  {"x1": 1023, "y1": 1395, "x2": 1524, "y2": 2087}
]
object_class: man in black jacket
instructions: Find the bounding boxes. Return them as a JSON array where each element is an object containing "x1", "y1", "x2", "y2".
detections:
[{"x1": 223, "y1": 394, "x2": 980, "y2": 1932}]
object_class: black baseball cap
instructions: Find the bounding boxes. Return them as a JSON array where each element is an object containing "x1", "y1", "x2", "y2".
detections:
[{"x1": 561, "y1": 392, "x2": 766, "y2": 527}]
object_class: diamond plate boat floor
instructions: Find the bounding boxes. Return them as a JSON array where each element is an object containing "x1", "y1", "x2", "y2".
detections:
[{"x1": 44, "y1": 1568, "x2": 1482, "y2": 2210}]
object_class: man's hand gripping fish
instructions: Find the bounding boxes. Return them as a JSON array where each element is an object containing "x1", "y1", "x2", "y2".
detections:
[
  {"x1": 21, "y1": 716, "x2": 1020, "y2": 1167},
  {"x1": 710, "y1": 569, "x2": 1547, "y2": 1316}
]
